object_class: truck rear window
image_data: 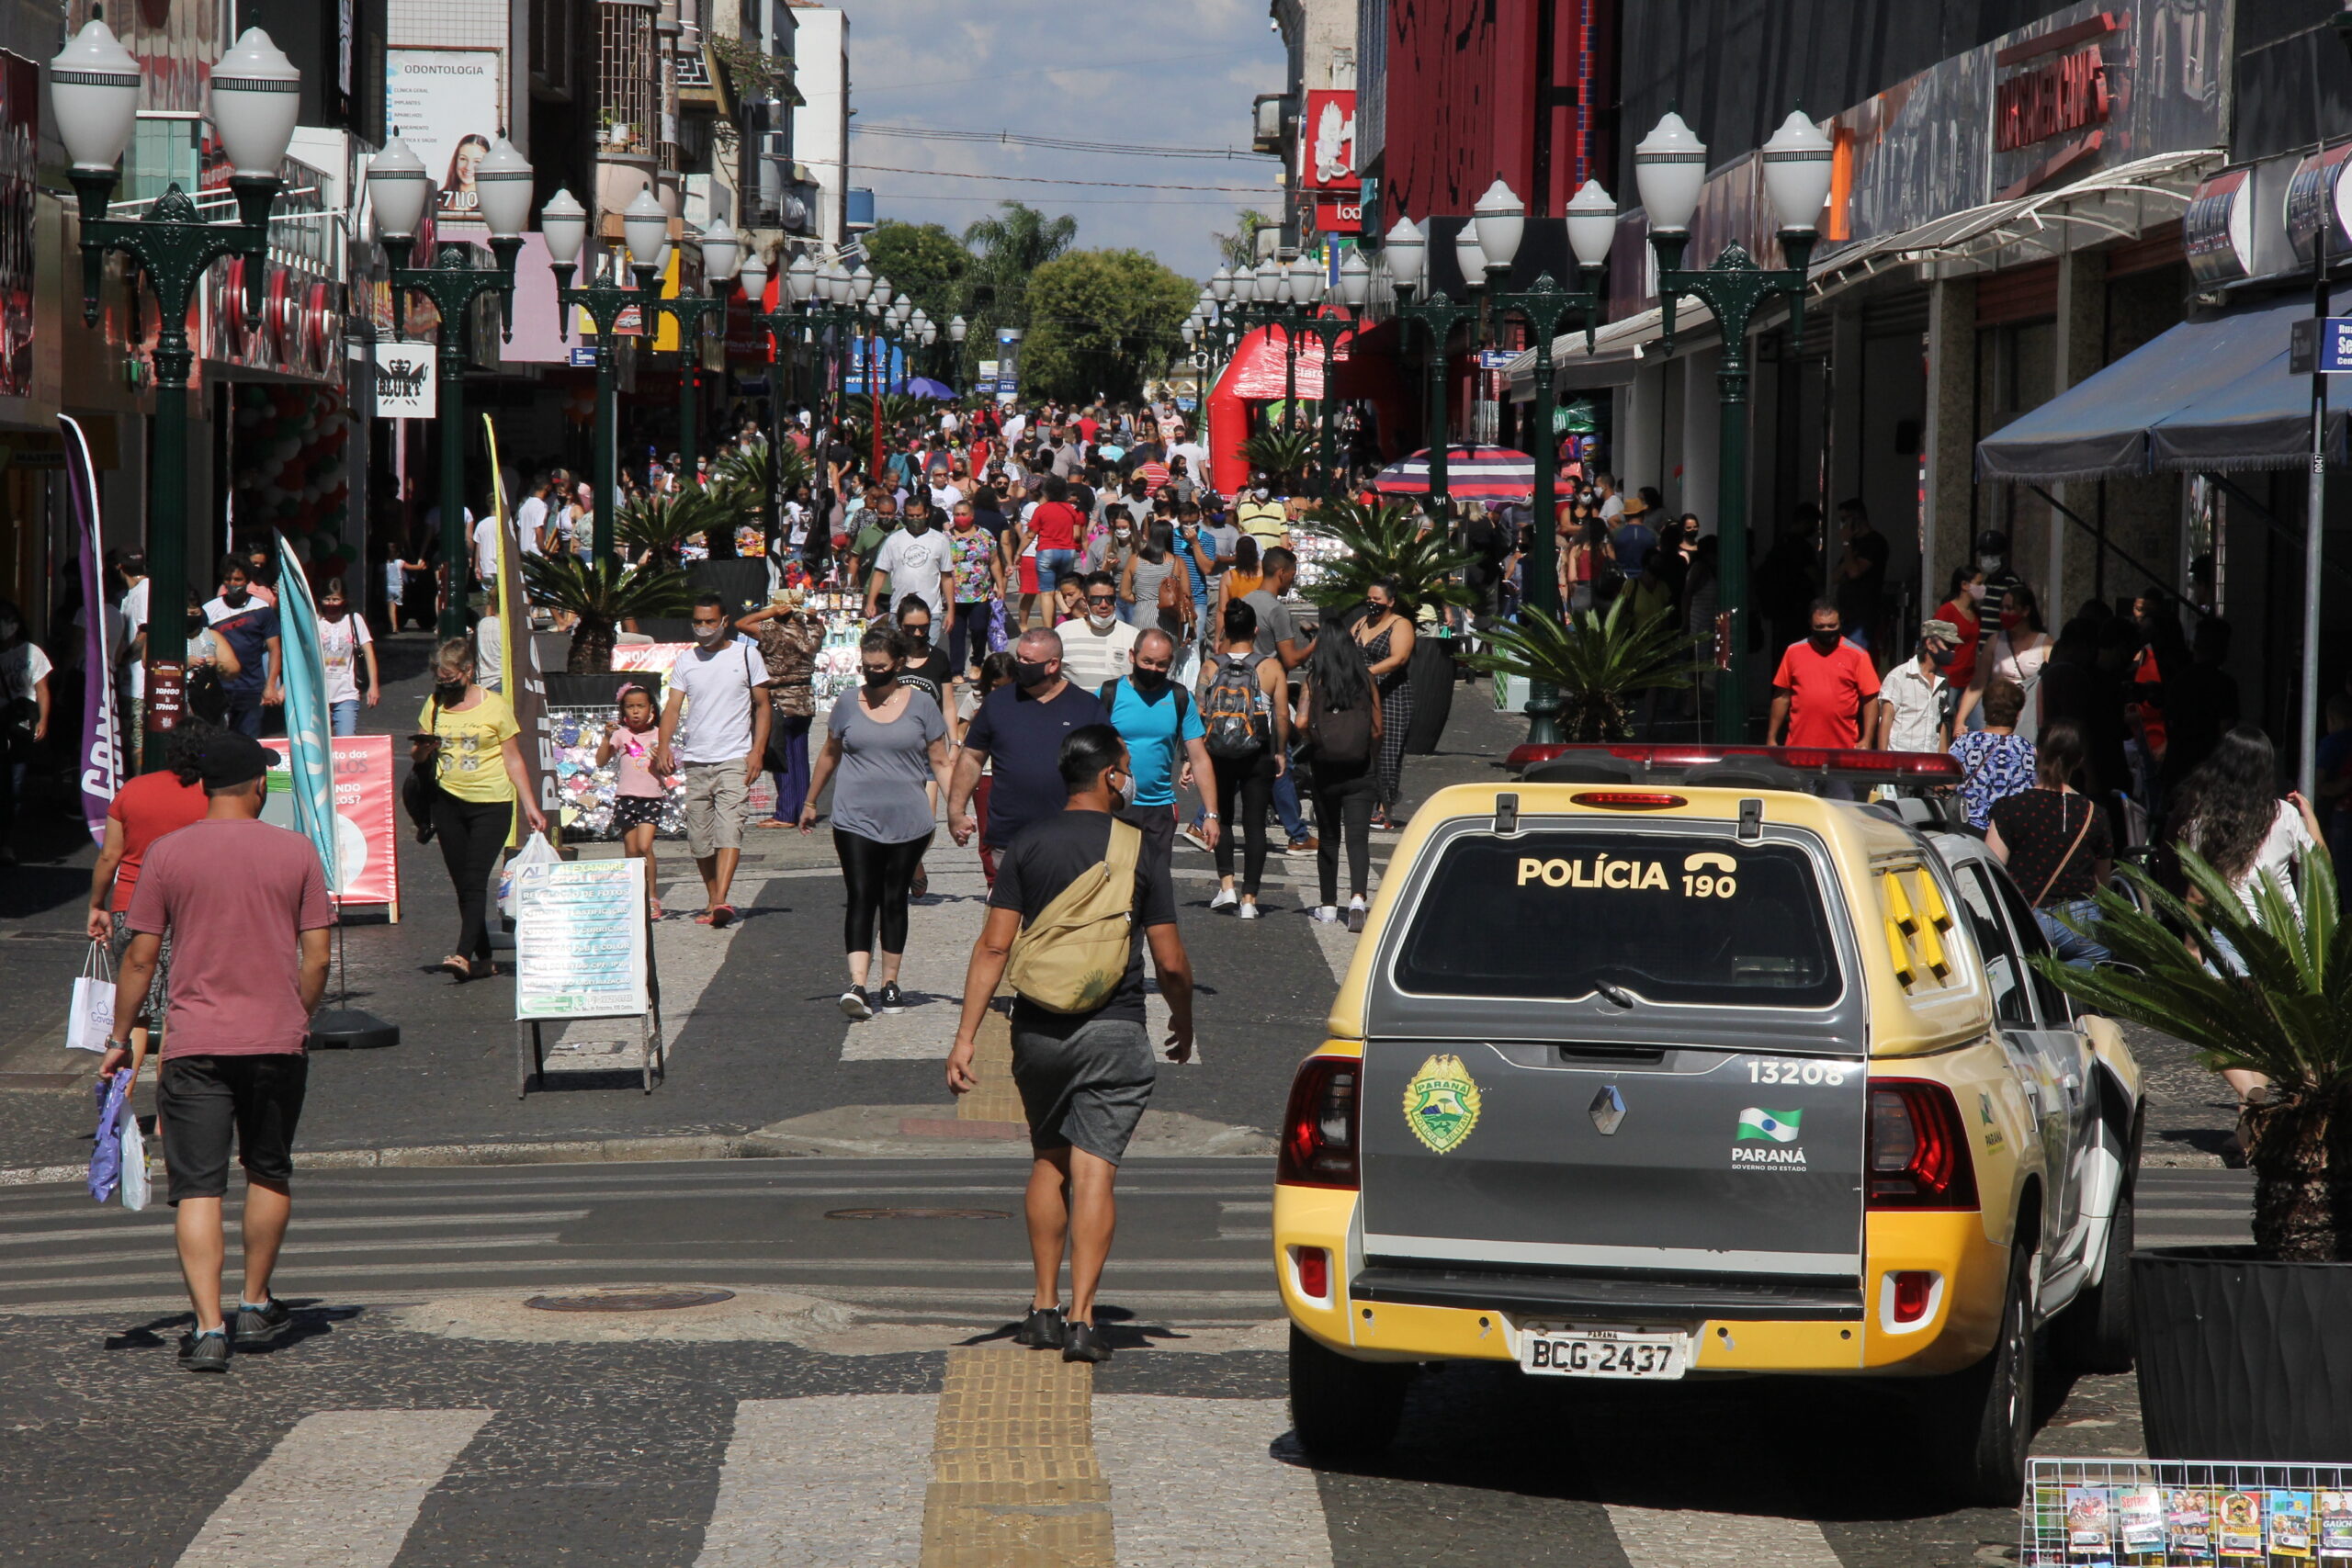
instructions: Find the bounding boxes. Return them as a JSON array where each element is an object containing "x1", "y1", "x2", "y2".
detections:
[{"x1": 1390, "y1": 831, "x2": 1844, "y2": 1008}]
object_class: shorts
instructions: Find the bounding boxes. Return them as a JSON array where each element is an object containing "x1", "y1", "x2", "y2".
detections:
[
  {"x1": 157, "y1": 1052, "x2": 309, "y2": 1202},
  {"x1": 612, "y1": 793, "x2": 664, "y2": 833},
  {"x1": 682, "y1": 762, "x2": 749, "y2": 857},
  {"x1": 1011, "y1": 1015, "x2": 1156, "y2": 1165},
  {"x1": 109, "y1": 910, "x2": 171, "y2": 1029}
]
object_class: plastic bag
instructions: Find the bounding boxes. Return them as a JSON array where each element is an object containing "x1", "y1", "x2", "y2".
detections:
[
  {"x1": 987, "y1": 596, "x2": 1013, "y2": 655},
  {"x1": 65, "y1": 941, "x2": 116, "y2": 1054},
  {"x1": 87, "y1": 1071, "x2": 131, "y2": 1203},
  {"x1": 498, "y1": 830, "x2": 561, "y2": 919},
  {"x1": 119, "y1": 1114, "x2": 149, "y2": 1211}
]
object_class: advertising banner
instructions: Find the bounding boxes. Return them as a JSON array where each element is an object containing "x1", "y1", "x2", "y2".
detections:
[
  {"x1": 376, "y1": 339, "x2": 436, "y2": 418},
  {"x1": 271, "y1": 531, "x2": 341, "y2": 887},
  {"x1": 261, "y1": 735, "x2": 401, "y2": 910},
  {"x1": 514, "y1": 859, "x2": 650, "y2": 1020},
  {"x1": 1299, "y1": 89, "x2": 1359, "y2": 193},
  {"x1": 384, "y1": 50, "x2": 501, "y2": 231},
  {"x1": 484, "y1": 418, "x2": 557, "y2": 840},
  {"x1": 62, "y1": 416, "x2": 120, "y2": 843}
]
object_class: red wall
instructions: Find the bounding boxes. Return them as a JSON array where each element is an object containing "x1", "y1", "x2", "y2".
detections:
[{"x1": 1380, "y1": 0, "x2": 1612, "y2": 222}]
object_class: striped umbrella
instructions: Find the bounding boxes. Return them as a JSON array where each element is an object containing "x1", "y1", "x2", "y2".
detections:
[{"x1": 1371, "y1": 446, "x2": 1537, "y2": 501}]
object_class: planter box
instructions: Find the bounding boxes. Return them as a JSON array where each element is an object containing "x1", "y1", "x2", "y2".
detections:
[{"x1": 2133, "y1": 1246, "x2": 2352, "y2": 1461}]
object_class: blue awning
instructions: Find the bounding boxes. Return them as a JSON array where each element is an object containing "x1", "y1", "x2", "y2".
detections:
[
  {"x1": 2150, "y1": 333, "x2": 2350, "y2": 473},
  {"x1": 1975, "y1": 294, "x2": 2313, "y2": 484}
]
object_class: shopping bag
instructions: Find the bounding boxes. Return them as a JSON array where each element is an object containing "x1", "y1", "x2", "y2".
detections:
[
  {"x1": 498, "y1": 830, "x2": 561, "y2": 919},
  {"x1": 988, "y1": 596, "x2": 1013, "y2": 655},
  {"x1": 87, "y1": 1071, "x2": 130, "y2": 1203},
  {"x1": 65, "y1": 942, "x2": 116, "y2": 1054},
  {"x1": 119, "y1": 1114, "x2": 150, "y2": 1212}
]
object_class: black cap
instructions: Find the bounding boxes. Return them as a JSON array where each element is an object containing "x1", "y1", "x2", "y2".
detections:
[
  {"x1": 187, "y1": 730, "x2": 272, "y2": 790},
  {"x1": 1975, "y1": 529, "x2": 2009, "y2": 555}
]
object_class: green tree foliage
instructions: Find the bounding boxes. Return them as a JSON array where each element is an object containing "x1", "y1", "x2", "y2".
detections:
[
  {"x1": 861, "y1": 220, "x2": 970, "y2": 338},
  {"x1": 1213, "y1": 208, "x2": 1275, "y2": 273},
  {"x1": 960, "y1": 201, "x2": 1079, "y2": 381},
  {"x1": 1019, "y1": 248, "x2": 1196, "y2": 403},
  {"x1": 1296, "y1": 500, "x2": 1478, "y2": 620},
  {"x1": 1464, "y1": 594, "x2": 1704, "y2": 741}
]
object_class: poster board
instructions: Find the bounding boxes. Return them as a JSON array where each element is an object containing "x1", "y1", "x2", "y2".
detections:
[
  {"x1": 261, "y1": 735, "x2": 401, "y2": 914},
  {"x1": 514, "y1": 858, "x2": 650, "y2": 1019}
]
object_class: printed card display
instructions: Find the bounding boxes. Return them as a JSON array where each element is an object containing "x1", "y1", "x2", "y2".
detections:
[
  {"x1": 2170, "y1": 1489, "x2": 2216, "y2": 1557},
  {"x1": 2067, "y1": 1487, "x2": 2113, "y2": 1555},
  {"x1": 2221, "y1": 1491, "x2": 2267, "y2": 1558},
  {"x1": 2320, "y1": 1490, "x2": 2352, "y2": 1557},
  {"x1": 2116, "y1": 1487, "x2": 2165, "y2": 1557},
  {"x1": 2275, "y1": 1492, "x2": 2318, "y2": 1559}
]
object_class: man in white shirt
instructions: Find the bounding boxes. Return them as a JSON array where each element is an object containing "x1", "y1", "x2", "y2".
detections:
[
  {"x1": 1057, "y1": 571, "x2": 1142, "y2": 689},
  {"x1": 1596, "y1": 474, "x2": 1625, "y2": 525},
  {"x1": 1002, "y1": 409, "x2": 1028, "y2": 448},
  {"x1": 866, "y1": 499, "x2": 957, "y2": 626},
  {"x1": 468, "y1": 509, "x2": 499, "y2": 590},
  {"x1": 1166, "y1": 429, "x2": 1208, "y2": 475},
  {"x1": 653, "y1": 594, "x2": 770, "y2": 928},
  {"x1": 1878, "y1": 618, "x2": 1959, "y2": 754},
  {"x1": 514, "y1": 476, "x2": 551, "y2": 558},
  {"x1": 118, "y1": 554, "x2": 149, "y2": 761}
]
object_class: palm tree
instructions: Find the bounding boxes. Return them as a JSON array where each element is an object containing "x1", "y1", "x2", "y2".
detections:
[
  {"x1": 2034, "y1": 852, "x2": 2352, "y2": 1261},
  {"x1": 615, "y1": 489, "x2": 729, "y2": 567},
  {"x1": 1464, "y1": 593, "x2": 1705, "y2": 741},
  {"x1": 523, "y1": 555, "x2": 695, "y2": 672},
  {"x1": 1296, "y1": 499, "x2": 1477, "y2": 621},
  {"x1": 1213, "y1": 209, "x2": 1275, "y2": 274},
  {"x1": 961, "y1": 201, "x2": 1077, "y2": 335},
  {"x1": 709, "y1": 438, "x2": 810, "y2": 544},
  {"x1": 1243, "y1": 429, "x2": 1317, "y2": 492}
]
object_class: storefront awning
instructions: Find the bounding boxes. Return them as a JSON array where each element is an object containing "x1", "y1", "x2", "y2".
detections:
[
  {"x1": 1975, "y1": 293, "x2": 2313, "y2": 483},
  {"x1": 2150, "y1": 320, "x2": 2351, "y2": 473}
]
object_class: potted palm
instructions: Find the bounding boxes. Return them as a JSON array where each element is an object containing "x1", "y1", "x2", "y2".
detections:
[
  {"x1": 1242, "y1": 428, "x2": 1317, "y2": 493},
  {"x1": 1463, "y1": 592, "x2": 1702, "y2": 740},
  {"x1": 1298, "y1": 499, "x2": 1477, "y2": 751},
  {"x1": 2034, "y1": 852, "x2": 2352, "y2": 1460},
  {"x1": 522, "y1": 555, "x2": 695, "y2": 673}
]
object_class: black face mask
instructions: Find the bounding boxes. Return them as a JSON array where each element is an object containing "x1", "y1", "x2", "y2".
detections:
[
  {"x1": 222, "y1": 587, "x2": 251, "y2": 608},
  {"x1": 434, "y1": 678, "x2": 468, "y2": 704},
  {"x1": 1808, "y1": 630, "x2": 1841, "y2": 654},
  {"x1": 1013, "y1": 659, "x2": 1054, "y2": 690},
  {"x1": 1929, "y1": 645, "x2": 1957, "y2": 668},
  {"x1": 863, "y1": 668, "x2": 897, "y2": 692},
  {"x1": 1131, "y1": 668, "x2": 1169, "y2": 696},
  {"x1": 186, "y1": 612, "x2": 206, "y2": 634}
]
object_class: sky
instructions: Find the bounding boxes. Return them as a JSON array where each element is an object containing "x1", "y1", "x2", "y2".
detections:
[{"x1": 835, "y1": 0, "x2": 1289, "y2": 284}]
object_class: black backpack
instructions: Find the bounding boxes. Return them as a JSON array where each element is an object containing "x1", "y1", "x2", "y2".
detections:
[
  {"x1": 1304, "y1": 680, "x2": 1374, "y2": 766},
  {"x1": 1199, "y1": 653, "x2": 1269, "y2": 761}
]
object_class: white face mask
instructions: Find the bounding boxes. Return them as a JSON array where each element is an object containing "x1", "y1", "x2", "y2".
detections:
[
  {"x1": 1106, "y1": 769, "x2": 1131, "y2": 809},
  {"x1": 1087, "y1": 610, "x2": 1117, "y2": 632},
  {"x1": 1253, "y1": 488, "x2": 1270, "y2": 502},
  {"x1": 1978, "y1": 556, "x2": 2001, "y2": 573},
  {"x1": 1966, "y1": 582, "x2": 1986, "y2": 604}
]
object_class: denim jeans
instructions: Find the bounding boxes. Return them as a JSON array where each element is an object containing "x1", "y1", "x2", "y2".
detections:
[
  {"x1": 1272, "y1": 743, "x2": 1309, "y2": 841},
  {"x1": 222, "y1": 696, "x2": 265, "y2": 737},
  {"x1": 330, "y1": 698, "x2": 360, "y2": 736},
  {"x1": 1035, "y1": 548, "x2": 1078, "y2": 597},
  {"x1": 2035, "y1": 899, "x2": 2109, "y2": 969}
]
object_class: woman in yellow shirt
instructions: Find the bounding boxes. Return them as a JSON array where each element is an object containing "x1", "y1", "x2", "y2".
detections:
[{"x1": 416, "y1": 637, "x2": 548, "y2": 979}]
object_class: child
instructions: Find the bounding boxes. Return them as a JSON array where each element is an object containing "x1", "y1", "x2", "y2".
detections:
[{"x1": 597, "y1": 683, "x2": 669, "y2": 917}]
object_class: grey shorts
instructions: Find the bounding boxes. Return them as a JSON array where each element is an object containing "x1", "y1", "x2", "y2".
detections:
[
  {"x1": 682, "y1": 762, "x2": 749, "y2": 858},
  {"x1": 1011, "y1": 1015, "x2": 1156, "y2": 1165}
]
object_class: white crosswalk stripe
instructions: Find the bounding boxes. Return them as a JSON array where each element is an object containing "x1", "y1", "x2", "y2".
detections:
[
  {"x1": 1605, "y1": 1503, "x2": 1846, "y2": 1568},
  {"x1": 693, "y1": 1395, "x2": 937, "y2": 1567},
  {"x1": 172, "y1": 1408, "x2": 491, "y2": 1568},
  {"x1": 1094, "y1": 1395, "x2": 1332, "y2": 1567}
]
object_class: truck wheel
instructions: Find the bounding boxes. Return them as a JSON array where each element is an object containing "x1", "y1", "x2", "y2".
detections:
[
  {"x1": 1288, "y1": 1325, "x2": 1409, "y2": 1458},
  {"x1": 1925, "y1": 1242, "x2": 2035, "y2": 1508},
  {"x1": 2052, "y1": 1180, "x2": 2135, "y2": 1375}
]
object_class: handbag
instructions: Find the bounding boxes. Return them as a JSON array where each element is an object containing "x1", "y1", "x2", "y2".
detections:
[{"x1": 401, "y1": 699, "x2": 444, "y2": 843}]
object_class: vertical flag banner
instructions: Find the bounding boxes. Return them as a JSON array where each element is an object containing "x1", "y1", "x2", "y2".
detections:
[
  {"x1": 271, "y1": 531, "x2": 342, "y2": 890},
  {"x1": 483, "y1": 414, "x2": 555, "y2": 841},
  {"x1": 60, "y1": 415, "x2": 120, "y2": 840}
]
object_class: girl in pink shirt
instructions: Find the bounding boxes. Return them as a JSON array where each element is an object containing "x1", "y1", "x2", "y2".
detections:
[{"x1": 596, "y1": 684, "x2": 672, "y2": 916}]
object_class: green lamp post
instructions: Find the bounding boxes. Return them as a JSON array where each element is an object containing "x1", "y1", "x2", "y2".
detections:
[
  {"x1": 1376, "y1": 220, "x2": 1481, "y2": 533},
  {"x1": 57, "y1": 20, "x2": 300, "y2": 771},
  {"x1": 1635, "y1": 108, "x2": 1833, "y2": 742},
  {"x1": 366, "y1": 131, "x2": 534, "y2": 638},
  {"x1": 636, "y1": 216, "x2": 741, "y2": 491},
  {"x1": 541, "y1": 186, "x2": 673, "y2": 563},
  {"x1": 1293, "y1": 248, "x2": 1374, "y2": 500}
]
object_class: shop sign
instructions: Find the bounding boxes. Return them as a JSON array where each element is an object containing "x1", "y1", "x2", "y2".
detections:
[
  {"x1": 1994, "y1": 43, "x2": 2110, "y2": 154},
  {"x1": 383, "y1": 50, "x2": 502, "y2": 232},
  {"x1": 2287, "y1": 318, "x2": 2352, "y2": 376},
  {"x1": 2288, "y1": 143, "x2": 2352, "y2": 267},
  {"x1": 2183, "y1": 168, "x2": 2256, "y2": 287},
  {"x1": 377, "y1": 340, "x2": 437, "y2": 418},
  {"x1": 1315, "y1": 198, "x2": 1363, "y2": 232},
  {"x1": 1988, "y1": 13, "x2": 2123, "y2": 197},
  {"x1": 0, "y1": 52, "x2": 33, "y2": 400},
  {"x1": 1299, "y1": 89, "x2": 1357, "y2": 192}
]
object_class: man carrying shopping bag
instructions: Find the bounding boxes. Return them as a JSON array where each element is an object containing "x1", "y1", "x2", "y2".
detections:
[{"x1": 97, "y1": 730, "x2": 333, "y2": 1373}]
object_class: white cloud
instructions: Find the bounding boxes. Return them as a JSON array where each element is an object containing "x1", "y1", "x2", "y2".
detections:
[{"x1": 835, "y1": 0, "x2": 1289, "y2": 277}]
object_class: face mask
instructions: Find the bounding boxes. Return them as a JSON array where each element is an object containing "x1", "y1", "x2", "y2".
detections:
[
  {"x1": 222, "y1": 587, "x2": 250, "y2": 608},
  {"x1": 322, "y1": 603, "x2": 347, "y2": 620},
  {"x1": 434, "y1": 677, "x2": 468, "y2": 703},
  {"x1": 905, "y1": 516, "x2": 930, "y2": 534},
  {"x1": 1131, "y1": 668, "x2": 1169, "y2": 696},
  {"x1": 1086, "y1": 610, "x2": 1116, "y2": 632},
  {"x1": 1808, "y1": 629, "x2": 1841, "y2": 653},
  {"x1": 1978, "y1": 556, "x2": 2001, "y2": 573},
  {"x1": 1106, "y1": 770, "x2": 1131, "y2": 809},
  {"x1": 1930, "y1": 645, "x2": 1957, "y2": 668},
  {"x1": 1013, "y1": 659, "x2": 1054, "y2": 690},
  {"x1": 1965, "y1": 582, "x2": 1986, "y2": 604},
  {"x1": 1253, "y1": 488, "x2": 1270, "y2": 502},
  {"x1": 863, "y1": 667, "x2": 897, "y2": 691},
  {"x1": 185, "y1": 612, "x2": 205, "y2": 634}
]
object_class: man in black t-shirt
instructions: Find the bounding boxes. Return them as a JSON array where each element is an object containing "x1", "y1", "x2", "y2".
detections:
[{"x1": 946, "y1": 725, "x2": 1194, "y2": 1365}]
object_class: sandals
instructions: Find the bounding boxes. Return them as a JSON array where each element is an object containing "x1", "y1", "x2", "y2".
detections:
[
  {"x1": 707, "y1": 904, "x2": 738, "y2": 930},
  {"x1": 441, "y1": 956, "x2": 497, "y2": 981}
]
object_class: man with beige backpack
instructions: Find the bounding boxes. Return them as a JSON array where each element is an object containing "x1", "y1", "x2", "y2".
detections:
[{"x1": 945, "y1": 724, "x2": 1194, "y2": 1363}]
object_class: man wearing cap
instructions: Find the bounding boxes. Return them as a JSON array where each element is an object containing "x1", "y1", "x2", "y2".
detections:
[
  {"x1": 1975, "y1": 529, "x2": 2027, "y2": 631},
  {"x1": 1879, "y1": 619, "x2": 1962, "y2": 754},
  {"x1": 1609, "y1": 495, "x2": 1658, "y2": 577},
  {"x1": 97, "y1": 730, "x2": 334, "y2": 1374}
]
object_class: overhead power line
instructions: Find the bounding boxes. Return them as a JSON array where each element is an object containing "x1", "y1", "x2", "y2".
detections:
[
  {"x1": 854, "y1": 123, "x2": 1272, "y2": 162},
  {"x1": 796, "y1": 153, "x2": 1274, "y2": 194}
]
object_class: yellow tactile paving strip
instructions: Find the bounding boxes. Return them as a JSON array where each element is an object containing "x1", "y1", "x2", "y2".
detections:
[
  {"x1": 920, "y1": 1347, "x2": 1112, "y2": 1567},
  {"x1": 958, "y1": 1007, "x2": 1028, "y2": 1125}
]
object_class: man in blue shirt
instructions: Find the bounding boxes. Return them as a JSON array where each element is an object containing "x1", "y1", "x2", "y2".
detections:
[
  {"x1": 1095, "y1": 629, "x2": 1216, "y2": 870},
  {"x1": 1609, "y1": 500, "x2": 1658, "y2": 577},
  {"x1": 202, "y1": 558, "x2": 281, "y2": 737}
]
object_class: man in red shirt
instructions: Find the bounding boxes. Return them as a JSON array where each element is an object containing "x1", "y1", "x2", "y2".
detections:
[
  {"x1": 99, "y1": 730, "x2": 333, "y2": 1372},
  {"x1": 1769, "y1": 600, "x2": 1883, "y2": 750},
  {"x1": 85, "y1": 723, "x2": 212, "y2": 1055}
]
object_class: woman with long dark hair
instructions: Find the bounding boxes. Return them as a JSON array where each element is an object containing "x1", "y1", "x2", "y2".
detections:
[
  {"x1": 1297, "y1": 611, "x2": 1382, "y2": 929},
  {"x1": 1985, "y1": 716, "x2": 2113, "y2": 967},
  {"x1": 1351, "y1": 578, "x2": 1417, "y2": 829},
  {"x1": 1122, "y1": 519, "x2": 1192, "y2": 644},
  {"x1": 1957, "y1": 581, "x2": 2052, "y2": 740},
  {"x1": 416, "y1": 637, "x2": 548, "y2": 980}
]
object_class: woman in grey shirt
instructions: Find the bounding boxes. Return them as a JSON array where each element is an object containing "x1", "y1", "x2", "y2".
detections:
[
  {"x1": 1122, "y1": 520, "x2": 1193, "y2": 642},
  {"x1": 801, "y1": 627, "x2": 956, "y2": 1020}
]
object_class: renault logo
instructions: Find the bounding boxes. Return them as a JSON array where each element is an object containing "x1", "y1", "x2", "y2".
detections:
[{"x1": 1589, "y1": 1085, "x2": 1626, "y2": 1135}]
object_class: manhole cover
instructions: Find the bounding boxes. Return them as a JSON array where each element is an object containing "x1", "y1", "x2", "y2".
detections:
[
  {"x1": 825, "y1": 1207, "x2": 1010, "y2": 1221},
  {"x1": 525, "y1": 1289, "x2": 737, "y2": 1313}
]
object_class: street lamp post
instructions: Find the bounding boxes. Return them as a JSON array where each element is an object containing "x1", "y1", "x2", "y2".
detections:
[
  {"x1": 540, "y1": 186, "x2": 673, "y2": 563},
  {"x1": 636, "y1": 216, "x2": 741, "y2": 491},
  {"x1": 366, "y1": 133, "x2": 534, "y2": 638},
  {"x1": 1378, "y1": 220, "x2": 1480, "y2": 532},
  {"x1": 948, "y1": 315, "x2": 968, "y2": 393},
  {"x1": 1464, "y1": 176, "x2": 1619, "y2": 744},
  {"x1": 56, "y1": 21, "x2": 300, "y2": 771},
  {"x1": 1636, "y1": 108, "x2": 1833, "y2": 742}
]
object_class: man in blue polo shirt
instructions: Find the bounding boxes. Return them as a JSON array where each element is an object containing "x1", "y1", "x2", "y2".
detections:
[
  {"x1": 948, "y1": 627, "x2": 1103, "y2": 882},
  {"x1": 1095, "y1": 628, "x2": 1216, "y2": 871}
]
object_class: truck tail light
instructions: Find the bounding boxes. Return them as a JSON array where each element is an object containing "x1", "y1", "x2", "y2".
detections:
[
  {"x1": 1867, "y1": 1079, "x2": 1979, "y2": 1210},
  {"x1": 1295, "y1": 1247, "x2": 1330, "y2": 1301},
  {"x1": 1891, "y1": 1270, "x2": 1934, "y2": 1324},
  {"x1": 1278, "y1": 1056, "x2": 1361, "y2": 1190}
]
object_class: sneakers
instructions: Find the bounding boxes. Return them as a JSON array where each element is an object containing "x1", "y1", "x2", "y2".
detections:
[
  {"x1": 1346, "y1": 896, "x2": 1368, "y2": 933},
  {"x1": 1309, "y1": 906, "x2": 1341, "y2": 924},
  {"x1": 876, "y1": 981, "x2": 908, "y2": 1015},
  {"x1": 1284, "y1": 837, "x2": 1318, "y2": 856},
  {"x1": 1012, "y1": 1305, "x2": 1067, "y2": 1349},
  {"x1": 178, "y1": 1327, "x2": 231, "y2": 1373},
  {"x1": 234, "y1": 1297, "x2": 292, "y2": 1344},
  {"x1": 1062, "y1": 1320, "x2": 1113, "y2": 1363},
  {"x1": 1208, "y1": 886, "x2": 1238, "y2": 912},
  {"x1": 1175, "y1": 824, "x2": 1211, "y2": 852},
  {"x1": 839, "y1": 986, "x2": 874, "y2": 1021},
  {"x1": 1238, "y1": 900, "x2": 1261, "y2": 920}
]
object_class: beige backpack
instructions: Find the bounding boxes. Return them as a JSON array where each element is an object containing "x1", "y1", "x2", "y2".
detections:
[{"x1": 1004, "y1": 820, "x2": 1144, "y2": 1014}]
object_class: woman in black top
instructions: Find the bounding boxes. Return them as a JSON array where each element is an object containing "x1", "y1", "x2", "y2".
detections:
[{"x1": 1985, "y1": 717, "x2": 2113, "y2": 968}]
